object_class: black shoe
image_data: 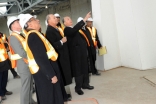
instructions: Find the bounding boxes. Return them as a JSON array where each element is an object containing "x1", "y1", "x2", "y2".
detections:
[
  {"x1": 92, "y1": 72, "x2": 101, "y2": 76},
  {"x1": 67, "y1": 94, "x2": 72, "y2": 100},
  {"x1": 82, "y1": 85, "x2": 94, "y2": 90},
  {"x1": 75, "y1": 90, "x2": 84, "y2": 95},
  {"x1": 2, "y1": 95, "x2": 6, "y2": 100},
  {"x1": 64, "y1": 94, "x2": 72, "y2": 102},
  {"x1": 5, "y1": 91, "x2": 13, "y2": 95}
]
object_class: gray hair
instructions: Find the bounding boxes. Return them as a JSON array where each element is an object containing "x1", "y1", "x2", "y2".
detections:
[
  {"x1": 62, "y1": 16, "x2": 68, "y2": 25},
  {"x1": 46, "y1": 14, "x2": 51, "y2": 24},
  {"x1": 62, "y1": 17, "x2": 65, "y2": 24}
]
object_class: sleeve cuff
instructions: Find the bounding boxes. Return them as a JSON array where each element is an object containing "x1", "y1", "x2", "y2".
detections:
[{"x1": 60, "y1": 40, "x2": 63, "y2": 45}]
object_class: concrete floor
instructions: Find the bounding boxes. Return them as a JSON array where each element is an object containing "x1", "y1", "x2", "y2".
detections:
[{"x1": 3, "y1": 67, "x2": 156, "y2": 104}]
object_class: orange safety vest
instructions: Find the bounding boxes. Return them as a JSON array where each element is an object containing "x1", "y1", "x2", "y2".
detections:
[
  {"x1": 79, "y1": 30, "x2": 90, "y2": 46},
  {"x1": 57, "y1": 27, "x2": 64, "y2": 37},
  {"x1": 0, "y1": 38, "x2": 8, "y2": 62},
  {"x1": 87, "y1": 27, "x2": 97, "y2": 47},
  {"x1": 9, "y1": 32, "x2": 28, "y2": 68},
  {"x1": 26, "y1": 30, "x2": 58, "y2": 74}
]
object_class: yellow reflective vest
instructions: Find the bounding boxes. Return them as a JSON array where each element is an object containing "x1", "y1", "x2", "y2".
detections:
[
  {"x1": 87, "y1": 27, "x2": 97, "y2": 47},
  {"x1": 9, "y1": 32, "x2": 28, "y2": 68},
  {"x1": 26, "y1": 30, "x2": 58, "y2": 74}
]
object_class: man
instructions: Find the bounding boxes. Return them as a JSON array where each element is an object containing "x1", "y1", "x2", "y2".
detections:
[
  {"x1": 85, "y1": 17, "x2": 102, "y2": 75},
  {"x1": 46, "y1": 14, "x2": 72, "y2": 98},
  {"x1": 63, "y1": 12, "x2": 94, "y2": 95},
  {"x1": 0, "y1": 32, "x2": 20, "y2": 79},
  {"x1": 7, "y1": 16, "x2": 35, "y2": 104},
  {"x1": 54, "y1": 13, "x2": 65, "y2": 30},
  {"x1": 0, "y1": 34, "x2": 12, "y2": 103},
  {"x1": 20, "y1": 13, "x2": 68, "y2": 104}
]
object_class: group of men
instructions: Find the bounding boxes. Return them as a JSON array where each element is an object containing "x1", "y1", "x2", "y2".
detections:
[{"x1": 0, "y1": 11, "x2": 103, "y2": 104}]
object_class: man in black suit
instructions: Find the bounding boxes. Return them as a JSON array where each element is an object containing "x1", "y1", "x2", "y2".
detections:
[
  {"x1": 63, "y1": 12, "x2": 94, "y2": 95},
  {"x1": 45, "y1": 14, "x2": 72, "y2": 99}
]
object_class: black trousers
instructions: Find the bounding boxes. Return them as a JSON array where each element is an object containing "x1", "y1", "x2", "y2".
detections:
[
  {"x1": 75, "y1": 74, "x2": 89, "y2": 91},
  {"x1": 0, "y1": 70, "x2": 8, "y2": 96},
  {"x1": 89, "y1": 53, "x2": 98, "y2": 74},
  {"x1": 9, "y1": 68, "x2": 18, "y2": 77},
  {"x1": 8, "y1": 59, "x2": 18, "y2": 77}
]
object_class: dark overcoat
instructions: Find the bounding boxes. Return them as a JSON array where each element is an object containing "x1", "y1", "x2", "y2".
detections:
[
  {"x1": 27, "y1": 32, "x2": 67, "y2": 104},
  {"x1": 46, "y1": 25, "x2": 72, "y2": 86},
  {"x1": 64, "y1": 20, "x2": 89, "y2": 77}
]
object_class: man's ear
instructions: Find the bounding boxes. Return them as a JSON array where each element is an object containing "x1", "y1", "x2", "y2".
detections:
[{"x1": 27, "y1": 22, "x2": 31, "y2": 28}]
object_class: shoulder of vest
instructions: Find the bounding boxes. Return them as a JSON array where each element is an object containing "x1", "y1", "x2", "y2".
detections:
[{"x1": 27, "y1": 30, "x2": 40, "y2": 35}]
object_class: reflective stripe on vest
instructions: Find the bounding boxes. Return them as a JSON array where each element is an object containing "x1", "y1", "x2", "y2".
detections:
[
  {"x1": 61, "y1": 24, "x2": 65, "y2": 30},
  {"x1": 11, "y1": 32, "x2": 26, "y2": 50},
  {"x1": 2, "y1": 34, "x2": 6, "y2": 42},
  {"x1": 26, "y1": 30, "x2": 58, "y2": 74},
  {"x1": 87, "y1": 27, "x2": 97, "y2": 47},
  {"x1": 22, "y1": 29, "x2": 27, "y2": 37},
  {"x1": 57, "y1": 27, "x2": 64, "y2": 37},
  {"x1": 79, "y1": 30, "x2": 90, "y2": 46},
  {"x1": 0, "y1": 38, "x2": 8, "y2": 62}
]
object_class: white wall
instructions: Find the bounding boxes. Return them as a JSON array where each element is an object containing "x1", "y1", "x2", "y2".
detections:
[
  {"x1": 113, "y1": 0, "x2": 142, "y2": 69},
  {"x1": 113, "y1": 0, "x2": 156, "y2": 70},
  {"x1": 91, "y1": 0, "x2": 121, "y2": 70},
  {"x1": 130, "y1": 0, "x2": 156, "y2": 69}
]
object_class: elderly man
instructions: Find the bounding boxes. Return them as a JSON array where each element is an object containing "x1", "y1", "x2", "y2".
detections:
[
  {"x1": 46, "y1": 14, "x2": 72, "y2": 99},
  {"x1": 85, "y1": 17, "x2": 102, "y2": 75},
  {"x1": 62, "y1": 12, "x2": 94, "y2": 95},
  {"x1": 19, "y1": 13, "x2": 68, "y2": 104},
  {"x1": 7, "y1": 16, "x2": 35, "y2": 104}
]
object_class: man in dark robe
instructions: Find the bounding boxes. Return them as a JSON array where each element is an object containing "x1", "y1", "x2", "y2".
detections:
[
  {"x1": 45, "y1": 14, "x2": 72, "y2": 99},
  {"x1": 85, "y1": 18, "x2": 102, "y2": 75},
  {"x1": 63, "y1": 12, "x2": 94, "y2": 95}
]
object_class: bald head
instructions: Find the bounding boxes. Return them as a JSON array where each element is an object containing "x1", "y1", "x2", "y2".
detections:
[
  {"x1": 63, "y1": 16, "x2": 73, "y2": 27},
  {"x1": 46, "y1": 14, "x2": 58, "y2": 27}
]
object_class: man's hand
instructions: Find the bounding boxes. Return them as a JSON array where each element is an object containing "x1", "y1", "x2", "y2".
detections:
[
  {"x1": 83, "y1": 11, "x2": 91, "y2": 22},
  {"x1": 51, "y1": 76, "x2": 58, "y2": 84},
  {"x1": 61, "y1": 37, "x2": 67, "y2": 43}
]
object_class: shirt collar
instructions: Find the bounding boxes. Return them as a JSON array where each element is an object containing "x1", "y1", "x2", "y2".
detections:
[{"x1": 13, "y1": 31, "x2": 20, "y2": 34}]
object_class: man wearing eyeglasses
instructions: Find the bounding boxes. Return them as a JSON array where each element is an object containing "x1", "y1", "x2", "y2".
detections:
[{"x1": 20, "y1": 14, "x2": 68, "y2": 104}]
